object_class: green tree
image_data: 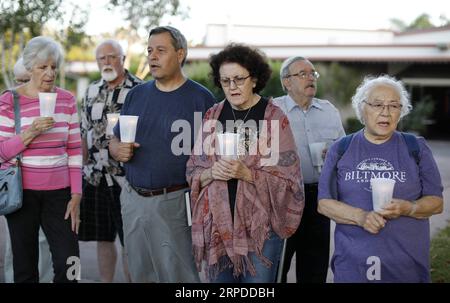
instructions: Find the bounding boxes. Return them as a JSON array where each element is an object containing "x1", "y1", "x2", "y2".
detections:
[
  {"x1": 0, "y1": 0, "x2": 89, "y2": 89},
  {"x1": 409, "y1": 13, "x2": 435, "y2": 30},
  {"x1": 107, "y1": 0, "x2": 188, "y2": 79},
  {"x1": 1, "y1": 0, "x2": 62, "y2": 88},
  {"x1": 390, "y1": 13, "x2": 450, "y2": 32}
]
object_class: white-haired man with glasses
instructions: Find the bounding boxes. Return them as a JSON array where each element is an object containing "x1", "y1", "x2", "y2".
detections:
[{"x1": 273, "y1": 56, "x2": 345, "y2": 283}]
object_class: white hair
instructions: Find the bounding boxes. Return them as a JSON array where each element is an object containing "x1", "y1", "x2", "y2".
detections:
[
  {"x1": 13, "y1": 57, "x2": 30, "y2": 81},
  {"x1": 351, "y1": 75, "x2": 412, "y2": 124},
  {"x1": 279, "y1": 56, "x2": 307, "y2": 92},
  {"x1": 22, "y1": 36, "x2": 64, "y2": 71},
  {"x1": 95, "y1": 39, "x2": 125, "y2": 58}
]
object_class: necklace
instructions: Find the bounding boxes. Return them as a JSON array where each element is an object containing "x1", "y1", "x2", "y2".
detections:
[{"x1": 231, "y1": 105, "x2": 252, "y2": 132}]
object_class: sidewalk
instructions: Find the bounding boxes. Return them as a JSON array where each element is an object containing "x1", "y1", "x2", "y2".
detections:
[{"x1": 1, "y1": 140, "x2": 449, "y2": 283}]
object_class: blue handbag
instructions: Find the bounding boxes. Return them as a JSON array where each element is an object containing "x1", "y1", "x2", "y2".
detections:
[{"x1": 0, "y1": 90, "x2": 23, "y2": 215}]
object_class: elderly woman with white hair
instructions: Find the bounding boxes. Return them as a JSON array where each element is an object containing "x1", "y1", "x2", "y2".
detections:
[
  {"x1": 0, "y1": 36, "x2": 82, "y2": 282},
  {"x1": 317, "y1": 75, "x2": 443, "y2": 283}
]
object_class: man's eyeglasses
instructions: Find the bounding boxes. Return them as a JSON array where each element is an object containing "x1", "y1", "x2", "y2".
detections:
[
  {"x1": 219, "y1": 75, "x2": 251, "y2": 87},
  {"x1": 364, "y1": 101, "x2": 403, "y2": 113},
  {"x1": 96, "y1": 54, "x2": 122, "y2": 62},
  {"x1": 286, "y1": 71, "x2": 320, "y2": 80}
]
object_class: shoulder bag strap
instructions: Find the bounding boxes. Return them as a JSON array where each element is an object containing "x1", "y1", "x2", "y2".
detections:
[{"x1": 11, "y1": 90, "x2": 22, "y2": 165}]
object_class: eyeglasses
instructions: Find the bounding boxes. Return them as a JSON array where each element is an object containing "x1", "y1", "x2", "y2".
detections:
[
  {"x1": 364, "y1": 101, "x2": 403, "y2": 112},
  {"x1": 15, "y1": 78, "x2": 29, "y2": 84},
  {"x1": 286, "y1": 71, "x2": 320, "y2": 80},
  {"x1": 96, "y1": 54, "x2": 122, "y2": 62},
  {"x1": 219, "y1": 75, "x2": 251, "y2": 87}
]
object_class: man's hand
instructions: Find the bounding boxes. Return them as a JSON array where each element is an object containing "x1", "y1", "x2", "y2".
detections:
[{"x1": 109, "y1": 136, "x2": 140, "y2": 163}]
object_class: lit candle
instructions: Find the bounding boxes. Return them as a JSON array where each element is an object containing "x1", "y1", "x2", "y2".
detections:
[
  {"x1": 217, "y1": 133, "x2": 239, "y2": 159},
  {"x1": 106, "y1": 113, "x2": 120, "y2": 136},
  {"x1": 38, "y1": 92, "x2": 57, "y2": 117},
  {"x1": 370, "y1": 178, "x2": 396, "y2": 212},
  {"x1": 119, "y1": 115, "x2": 139, "y2": 143}
]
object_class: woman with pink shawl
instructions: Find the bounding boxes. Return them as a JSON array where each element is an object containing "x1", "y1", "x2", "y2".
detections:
[{"x1": 186, "y1": 44, "x2": 305, "y2": 282}]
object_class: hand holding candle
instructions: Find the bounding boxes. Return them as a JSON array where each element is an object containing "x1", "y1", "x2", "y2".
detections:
[{"x1": 309, "y1": 142, "x2": 327, "y2": 173}]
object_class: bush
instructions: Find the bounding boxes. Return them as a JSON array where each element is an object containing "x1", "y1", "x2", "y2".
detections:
[
  {"x1": 399, "y1": 95, "x2": 435, "y2": 135},
  {"x1": 345, "y1": 117, "x2": 364, "y2": 134}
]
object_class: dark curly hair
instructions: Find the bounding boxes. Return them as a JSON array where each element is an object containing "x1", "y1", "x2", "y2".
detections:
[{"x1": 209, "y1": 43, "x2": 272, "y2": 93}]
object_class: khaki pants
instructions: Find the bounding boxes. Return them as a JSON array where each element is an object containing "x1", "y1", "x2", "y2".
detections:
[{"x1": 120, "y1": 180, "x2": 199, "y2": 283}]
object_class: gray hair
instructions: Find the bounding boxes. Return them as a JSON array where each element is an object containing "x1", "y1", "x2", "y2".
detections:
[
  {"x1": 13, "y1": 57, "x2": 30, "y2": 81},
  {"x1": 95, "y1": 39, "x2": 125, "y2": 57},
  {"x1": 22, "y1": 36, "x2": 64, "y2": 71},
  {"x1": 279, "y1": 56, "x2": 307, "y2": 92},
  {"x1": 149, "y1": 26, "x2": 188, "y2": 66},
  {"x1": 351, "y1": 75, "x2": 412, "y2": 124}
]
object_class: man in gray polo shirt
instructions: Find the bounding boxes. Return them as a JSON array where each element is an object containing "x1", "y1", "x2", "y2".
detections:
[{"x1": 273, "y1": 57, "x2": 345, "y2": 283}]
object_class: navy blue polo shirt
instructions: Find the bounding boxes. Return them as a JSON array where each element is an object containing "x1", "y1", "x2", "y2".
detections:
[{"x1": 113, "y1": 79, "x2": 215, "y2": 189}]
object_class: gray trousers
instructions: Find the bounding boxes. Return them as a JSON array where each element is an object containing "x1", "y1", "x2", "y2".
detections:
[{"x1": 120, "y1": 180, "x2": 200, "y2": 283}]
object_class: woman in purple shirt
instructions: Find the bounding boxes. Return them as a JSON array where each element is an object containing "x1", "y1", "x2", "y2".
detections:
[{"x1": 318, "y1": 75, "x2": 443, "y2": 283}]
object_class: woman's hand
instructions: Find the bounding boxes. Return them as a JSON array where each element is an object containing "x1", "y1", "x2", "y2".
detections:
[
  {"x1": 378, "y1": 198, "x2": 412, "y2": 219},
  {"x1": 211, "y1": 159, "x2": 233, "y2": 181},
  {"x1": 65, "y1": 193, "x2": 81, "y2": 234},
  {"x1": 216, "y1": 159, "x2": 253, "y2": 183},
  {"x1": 21, "y1": 117, "x2": 55, "y2": 146},
  {"x1": 358, "y1": 211, "x2": 386, "y2": 234},
  {"x1": 28, "y1": 117, "x2": 55, "y2": 136}
]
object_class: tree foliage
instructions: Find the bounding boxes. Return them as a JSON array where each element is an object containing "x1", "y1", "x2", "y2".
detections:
[
  {"x1": 107, "y1": 0, "x2": 187, "y2": 79},
  {"x1": 108, "y1": 0, "x2": 182, "y2": 32},
  {"x1": 0, "y1": 1, "x2": 89, "y2": 90},
  {"x1": 390, "y1": 13, "x2": 450, "y2": 32}
]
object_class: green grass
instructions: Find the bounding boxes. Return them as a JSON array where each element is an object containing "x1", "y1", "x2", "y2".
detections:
[{"x1": 430, "y1": 223, "x2": 450, "y2": 283}]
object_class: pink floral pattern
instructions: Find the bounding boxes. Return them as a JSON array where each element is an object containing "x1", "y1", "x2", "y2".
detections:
[{"x1": 186, "y1": 99, "x2": 305, "y2": 278}]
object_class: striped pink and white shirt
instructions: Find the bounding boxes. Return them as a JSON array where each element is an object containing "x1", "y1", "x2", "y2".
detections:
[{"x1": 0, "y1": 88, "x2": 82, "y2": 194}]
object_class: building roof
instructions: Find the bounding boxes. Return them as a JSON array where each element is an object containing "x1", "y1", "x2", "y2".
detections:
[{"x1": 188, "y1": 24, "x2": 450, "y2": 63}]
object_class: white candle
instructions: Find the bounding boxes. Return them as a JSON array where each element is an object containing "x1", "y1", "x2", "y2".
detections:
[
  {"x1": 370, "y1": 178, "x2": 396, "y2": 212},
  {"x1": 106, "y1": 113, "x2": 119, "y2": 136},
  {"x1": 217, "y1": 133, "x2": 240, "y2": 159},
  {"x1": 119, "y1": 115, "x2": 139, "y2": 143},
  {"x1": 38, "y1": 92, "x2": 57, "y2": 117}
]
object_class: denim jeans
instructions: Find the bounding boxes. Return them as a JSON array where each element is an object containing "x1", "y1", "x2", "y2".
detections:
[{"x1": 211, "y1": 230, "x2": 283, "y2": 283}]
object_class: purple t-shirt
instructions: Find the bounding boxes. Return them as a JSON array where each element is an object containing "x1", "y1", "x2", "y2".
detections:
[{"x1": 318, "y1": 130, "x2": 443, "y2": 283}]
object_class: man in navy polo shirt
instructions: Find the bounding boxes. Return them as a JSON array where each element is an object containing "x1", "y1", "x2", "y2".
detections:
[{"x1": 109, "y1": 26, "x2": 215, "y2": 282}]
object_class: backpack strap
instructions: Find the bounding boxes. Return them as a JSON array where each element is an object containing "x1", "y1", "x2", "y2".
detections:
[
  {"x1": 400, "y1": 132, "x2": 420, "y2": 165},
  {"x1": 337, "y1": 133, "x2": 355, "y2": 159},
  {"x1": 330, "y1": 133, "x2": 355, "y2": 199}
]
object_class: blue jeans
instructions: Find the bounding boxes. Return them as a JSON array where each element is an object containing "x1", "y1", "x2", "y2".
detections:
[{"x1": 211, "y1": 231, "x2": 283, "y2": 283}]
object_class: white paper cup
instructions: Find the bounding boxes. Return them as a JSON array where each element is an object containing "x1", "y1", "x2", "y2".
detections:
[
  {"x1": 38, "y1": 92, "x2": 57, "y2": 117},
  {"x1": 216, "y1": 133, "x2": 240, "y2": 160},
  {"x1": 106, "y1": 113, "x2": 120, "y2": 136},
  {"x1": 119, "y1": 115, "x2": 139, "y2": 143},
  {"x1": 370, "y1": 178, "x2": 396, "y2": 212},
  {"x1": 309, "y1": 142, "x2": 327, "y2": 170}
]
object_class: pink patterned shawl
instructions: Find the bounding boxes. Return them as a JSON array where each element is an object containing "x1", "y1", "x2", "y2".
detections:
[{"x1": 186, "y1": 99, "x2": 304, "y2": 278}]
